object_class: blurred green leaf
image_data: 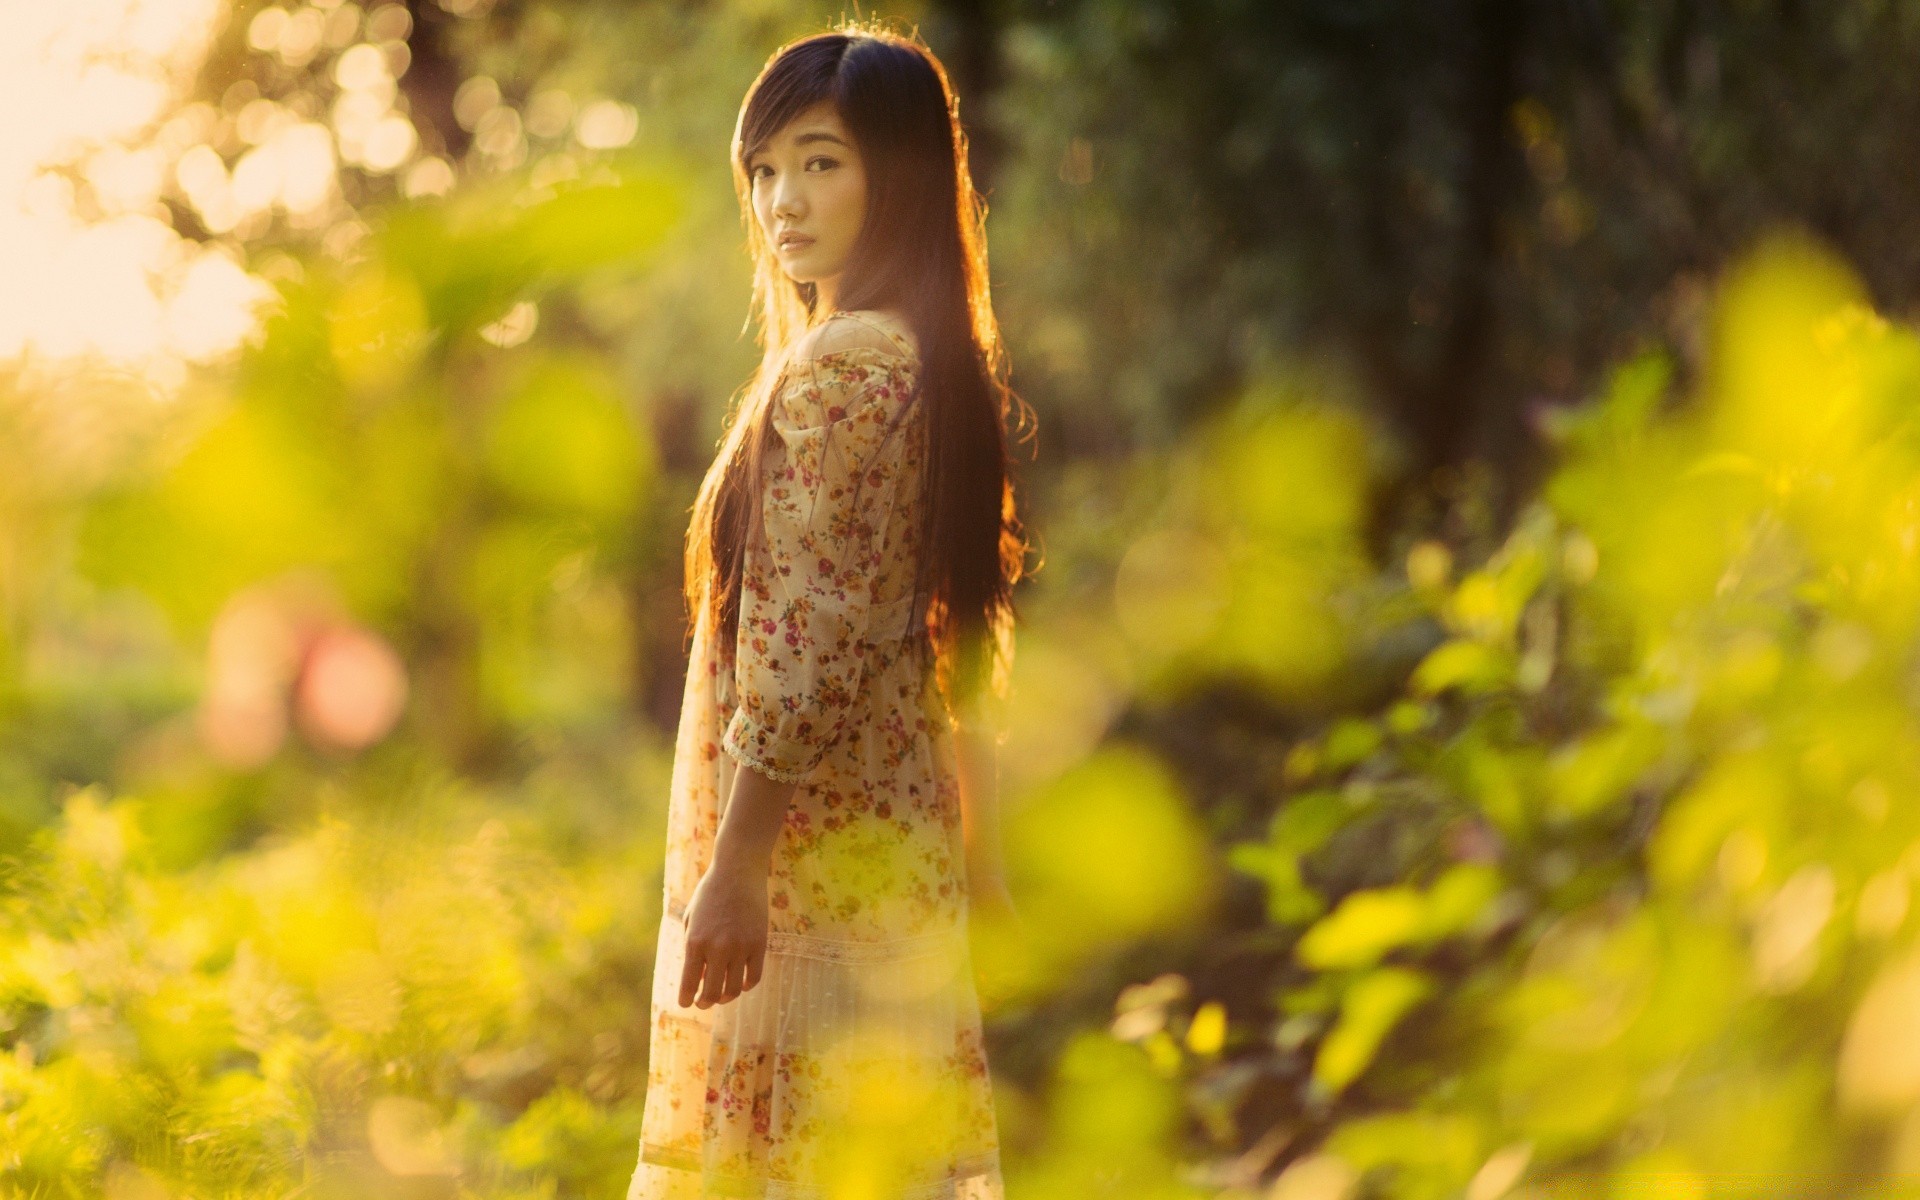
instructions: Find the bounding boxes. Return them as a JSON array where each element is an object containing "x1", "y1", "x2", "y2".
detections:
[
  {"x1": 1313, "y1": 966, "x2": 1435, "y2": 1094},
  {"x1": 1410, "y1": 639, "x2": 1514, "y2": 697},
  {"x1": 1297, "y1": 886, "x2": 1426, "y2": 970}
]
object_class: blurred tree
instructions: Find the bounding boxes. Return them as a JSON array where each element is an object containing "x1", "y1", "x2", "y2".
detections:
[{"x1": 989, "y1": 0, "x2": 1920, "y2": 543}]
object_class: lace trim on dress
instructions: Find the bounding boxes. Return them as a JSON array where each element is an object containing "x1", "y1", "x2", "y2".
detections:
[
  {"x1": 666, "y1": 900, "x2": 968, "y2": 965},
  {"x1": 718, "y1": 725, "x2": 814, "y2": 784},
  {"x1": 765, "y1": 924, "x2": 966, "y2": 964}
]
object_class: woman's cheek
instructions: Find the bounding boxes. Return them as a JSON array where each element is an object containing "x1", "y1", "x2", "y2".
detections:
[{"x1": 834, "y1": 181, "x2": 864, "y2": 249}]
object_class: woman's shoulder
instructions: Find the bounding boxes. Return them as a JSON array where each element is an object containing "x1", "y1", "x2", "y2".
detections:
[
  {"x1": 775, "y1": 311, "x2": 920, "y2": 433},
  {"x1": 792, "y1": 308, "x2": 918, "y2": 368}
]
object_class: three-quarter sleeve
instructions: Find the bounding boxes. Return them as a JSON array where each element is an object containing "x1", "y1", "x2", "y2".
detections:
[{"x1": 722, "y1": 346, "x2": 918, "y2": 784}]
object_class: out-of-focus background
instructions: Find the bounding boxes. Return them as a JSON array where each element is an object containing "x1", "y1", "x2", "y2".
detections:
[{"x1": 9, "y1": 2, "x2": 1920, "y2": 1196}]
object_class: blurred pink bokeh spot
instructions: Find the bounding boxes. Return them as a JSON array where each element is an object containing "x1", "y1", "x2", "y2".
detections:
[
  {"x1": 294, "y1": 625, "x2": 409, "y2": 752},
  {"x1": 199, "y1": 577, "x2": 408, "y2": 765}
]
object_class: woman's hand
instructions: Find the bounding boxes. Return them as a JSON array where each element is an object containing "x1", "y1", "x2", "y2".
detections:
[
  {"x1": 679, "y1": 756, "x2": 795, "y2": 1010},
  {"x1": 678, "y1": 862, "x2": 770, "y2": 1009}
]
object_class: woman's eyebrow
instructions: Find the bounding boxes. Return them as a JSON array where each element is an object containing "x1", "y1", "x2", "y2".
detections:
[{"x1": 745, "y1": 130, "x2": 849, "y2": 164}]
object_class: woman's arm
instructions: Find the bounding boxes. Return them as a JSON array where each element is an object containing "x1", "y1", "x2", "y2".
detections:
[
  {"x1": 678, "y1": 760, "x2": 795, "y2": 1010},
  {"x1": 682, "y1": 317, "x2": 917, "y2": 1010}
]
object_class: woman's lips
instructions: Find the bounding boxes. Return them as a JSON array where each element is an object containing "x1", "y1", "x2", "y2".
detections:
[{"x1": 779, "y1": 236, "x2": 814, "y2": 251}]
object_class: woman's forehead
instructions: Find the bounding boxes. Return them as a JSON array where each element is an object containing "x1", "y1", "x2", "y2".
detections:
[{"x1": 755, "y1": 101, "x2": 850, "y2": 153}]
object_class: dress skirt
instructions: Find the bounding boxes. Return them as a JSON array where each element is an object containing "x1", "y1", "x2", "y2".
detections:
[{"x1": 627, "y1": 904, "x2": 1003, "y2": 1199}]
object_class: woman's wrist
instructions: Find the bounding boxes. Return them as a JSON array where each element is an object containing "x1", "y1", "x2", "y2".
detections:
[
  {"x1": 709, "y1": 757, "x2": 796, "y2": 877},
  {"x1": 712, "y1": 835, "x2": 777, "y2": 878}
]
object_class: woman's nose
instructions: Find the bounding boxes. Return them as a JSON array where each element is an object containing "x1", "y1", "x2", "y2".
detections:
[{"x1": 771, "y1": 174, "x2": 803, "y2": 218}]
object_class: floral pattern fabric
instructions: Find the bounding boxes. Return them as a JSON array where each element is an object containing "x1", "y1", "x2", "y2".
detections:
[{"x1": 628, "y1": 310, "x2": 1004, "y2": 1200}]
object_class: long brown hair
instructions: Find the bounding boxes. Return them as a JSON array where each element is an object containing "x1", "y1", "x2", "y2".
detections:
[{"x1": 683, "y1": 22, "x2": 1032, "y2": 725}]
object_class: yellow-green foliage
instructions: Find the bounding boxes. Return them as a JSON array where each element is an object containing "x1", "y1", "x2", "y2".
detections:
[
  {"x1": 0, "y1": 785, "x2": 663, "y2": 1197},
  {"x1": 1224, "y1": 231, "x2": 1920, "y2": 1199}
]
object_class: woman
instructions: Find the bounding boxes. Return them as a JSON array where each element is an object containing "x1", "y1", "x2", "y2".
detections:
[{"x1": 627, "y1": 22, "x2": 1030, "y2": 1200}]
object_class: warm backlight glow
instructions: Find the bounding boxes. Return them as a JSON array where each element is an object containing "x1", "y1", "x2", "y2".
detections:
[{"x1": 3, "y1": 1, "x2": 275, "y2": 387}]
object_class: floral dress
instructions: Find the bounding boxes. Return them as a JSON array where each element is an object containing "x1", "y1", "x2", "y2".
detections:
[{"x1": 628, "y1": 309, "x2": 1004, "y2": 1200}]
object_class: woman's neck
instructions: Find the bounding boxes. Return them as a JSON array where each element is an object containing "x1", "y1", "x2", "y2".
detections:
[{"x1": 813, "y1": 275, "x2": 841, "y2": 315}]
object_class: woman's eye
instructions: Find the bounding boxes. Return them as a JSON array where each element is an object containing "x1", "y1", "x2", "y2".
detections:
[{"x1": 747, "y1": 157, "x2": 834, "y2": 179}]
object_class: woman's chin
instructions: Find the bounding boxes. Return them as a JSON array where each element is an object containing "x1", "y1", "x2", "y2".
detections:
[{"x1": 780, "y1": 256, "x2": 845, "y2": 285}]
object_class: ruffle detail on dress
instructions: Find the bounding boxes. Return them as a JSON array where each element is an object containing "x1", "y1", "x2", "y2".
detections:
[
  {"x1": 631, "y1": 909, "x2": 1003, "y2": 1199},
  {"x1": 718, "y1": 720, "x2": 818, "y2": 784}
]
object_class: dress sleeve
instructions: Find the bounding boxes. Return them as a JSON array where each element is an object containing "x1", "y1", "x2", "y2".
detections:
[{"x1": 722, "y1": 346, "x2": 917, "y2": 784}]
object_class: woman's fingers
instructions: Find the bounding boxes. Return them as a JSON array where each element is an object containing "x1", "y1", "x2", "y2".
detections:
[
  {"x1": 697, "y1": 948, "x2": 738, "y2": 1007},
  {"x1": 676, "y1": 865, "x2": 771, "y2": 1007},
  {"x1": 682, "y1": 941, "x2": 766, "y2": 1008},
  {"x1": 721, "y1": 946, "x2": 764, "y2": 1002},
  {"x1": 679, "y1": 938, "x2": 707, "y2": 1009}
]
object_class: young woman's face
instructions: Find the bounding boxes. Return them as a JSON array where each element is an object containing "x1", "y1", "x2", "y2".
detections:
[{"x1": 747, "y1": 100, "x2": 868, "y2": 301}]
